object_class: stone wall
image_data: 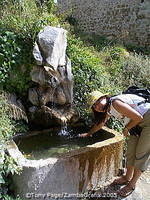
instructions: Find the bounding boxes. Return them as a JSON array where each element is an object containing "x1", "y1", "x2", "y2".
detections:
[{"x1": 57, "y1": 0, "x2": 150, "y2": 46}]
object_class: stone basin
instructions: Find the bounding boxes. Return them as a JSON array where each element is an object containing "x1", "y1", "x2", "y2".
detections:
[{"x1": 7, "y1": 126, "x2": 124, "y2": 200}]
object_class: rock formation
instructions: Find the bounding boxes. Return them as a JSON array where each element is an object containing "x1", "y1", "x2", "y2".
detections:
[{"x1": 28, "y1": 26, "x2": 78, "y2": 128}]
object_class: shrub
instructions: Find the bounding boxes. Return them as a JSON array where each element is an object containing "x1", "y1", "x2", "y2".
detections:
[
  {"x1": 120, "y1": 53, "x2": 150, "y2": 88},
  {"x1": 0, "y1": 0, "x2": 60, "y2": 96},
  {"x1": 0, "y1": 31, "x2": 20, "y2": 84},
  {"x1": 1, "y1": 195, "x2": 22, "y2": 200},
  {"x1": 126, "y1": 43, "x2": 150, "y2": 55},
  {"x1": 109, "y1": 47, "x2": 129, "y2": 61},
  {"x1": 67, "y1": 35, "x2": 112, "y2": 121},
  {"x1": 103, "y1": 52, "x2": 150, "y2": 91},
  {"x1": 75, "y1": 33, "x2": 115, "y2": 52},
  {"x1": 0, "y1": 0, "x2": 59, "y2": 40},
  {"x1": 68, "y1": 33, "x2": 150, "y2": 126},
  {"x1": 98, "y1": 46, "x2": 150, "y2": 91},
  {"x1": 0, "y1": 92, "x2": 23, "y2": 199},
  {"x1": 99, "y1": 46, "x2": 127, "y2": 76},
  {"x1": 0, "y1": 31, "x2": 33, "y2": 95}
]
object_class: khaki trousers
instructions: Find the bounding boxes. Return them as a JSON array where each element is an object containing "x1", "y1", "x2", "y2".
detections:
[{"x1": 126, "y1": 109, "x2": 150, "y2": 171}]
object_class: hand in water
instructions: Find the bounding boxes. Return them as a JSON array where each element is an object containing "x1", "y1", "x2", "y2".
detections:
[{"x1": 78, "y1": 133, "x2": 92, "y2": 138}]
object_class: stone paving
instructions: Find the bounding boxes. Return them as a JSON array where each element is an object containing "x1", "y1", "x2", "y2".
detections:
[{"x1": 92, "y1": 167, "x2": 150, "y2": 200}]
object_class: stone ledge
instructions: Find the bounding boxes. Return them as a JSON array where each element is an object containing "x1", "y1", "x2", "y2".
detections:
[{"x1": 7, "y1": 127, "x2": 124, "y2": 200}]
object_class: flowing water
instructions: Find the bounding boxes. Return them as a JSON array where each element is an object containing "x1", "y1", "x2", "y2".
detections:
[
  {"x1": 58, "y1": 119, "x2": 71, "y2": 136},
  {"x1": 14, "y1": 127, "x2": 114, "y2": 160}
]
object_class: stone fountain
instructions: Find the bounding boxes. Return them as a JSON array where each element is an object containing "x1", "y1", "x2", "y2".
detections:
[
  {"x1": 7, "y1": 127, "x2": 124, "y2": 200},
  {"x1": 28, "y1": 26, "x2": 78, "y2": 128},
  {"x1": 6, "y1": 26, "x2": 124, "y2": 200}
]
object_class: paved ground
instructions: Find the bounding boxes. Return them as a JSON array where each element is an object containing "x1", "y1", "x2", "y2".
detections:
[{"x1": 91, "y1": 167, "x2": 150, "y2": 200}]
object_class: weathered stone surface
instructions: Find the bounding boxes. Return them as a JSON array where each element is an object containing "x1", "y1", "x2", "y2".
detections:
[
  {"x1": 29, "y1": 26, "x2": 74, "y2": 127},
  {"x1": 7, "y1": 127, "x2": 124, "y2": 200},
  {"x1": 57, "y1": 0, "x2": 150, "y2": 46},
  {"x1": 30, "y1": 57, "x2": 73, "y2": 105},
  {"x1": 28, "y1": 88, "x2": 40, "y2": 106},
  {"x1": 28, "y1": 105, "x2": 79, "y2": 127},
  {"x1": 30, "y1": 66, "x2": 60, "y2": 87},
  {"x1": 0, "y1": 149, "x2": 5, "y2": 166},
  {"x1": 57, "y1": 56, "x2": 73, "y2": 104},
  {"x1": 33, "y1": 26, "x2": 67, "y2": 70},
  {"x1": 28, "y1": 86, "x2": 66, "y2": 106},
  {"x1": 95, "y1": 168, "x2": 150, "y2": 200},
  {"x1": 32, "y1": 42, "x2": 43, "y2": 65}
]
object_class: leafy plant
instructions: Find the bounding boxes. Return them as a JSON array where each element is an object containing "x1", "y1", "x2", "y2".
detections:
[
  {"x1": 0, "y1": 92, "x2": 25, "y2": 199},
  {"x1": 126, "y1": 43, "x2": 150, "y2": 55},
  {"x1": 0, "y1": 0, "x2": 59, "y2": 40},
  {"x1": 106, "y1": 117, "x2": 124, "y2": 132},
  {"x1": 109, "y1": 47, "x2": 129, "y2": 61},
  {"x1": 0, "y1": 0, "x2": 60, "y2": 96},
  {"x1": 121, "y1": 53, "x2": 150, "y2": 88},
  {"x1": 0, "y1": 31, "x2": 20, "y2": 84},
  {"x1": 1, "y1": 195, "x2": 22, "y2": 200},
  {"x1": 0, "y1": 30, "x2": 33, "y2": 95},
  {"x1": 67, "y1": 35, "x2": 112, "y2": 121}
]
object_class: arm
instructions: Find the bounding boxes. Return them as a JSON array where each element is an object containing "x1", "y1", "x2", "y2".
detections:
[
  {"x1": 112, "y1": 100, "x2": 143, "y2": 136},
  {"x1": 79, "y1": 114, "x2": 110, "y2": 137}
]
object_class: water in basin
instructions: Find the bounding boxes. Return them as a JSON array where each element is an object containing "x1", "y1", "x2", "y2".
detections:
[{"x1": 14, "y1": 127, "x2": 114, "y2": 160}]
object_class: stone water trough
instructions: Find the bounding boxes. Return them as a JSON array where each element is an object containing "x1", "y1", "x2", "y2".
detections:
[{"x1": 7, "y1": 126, "x2": 124, "y2": 200}]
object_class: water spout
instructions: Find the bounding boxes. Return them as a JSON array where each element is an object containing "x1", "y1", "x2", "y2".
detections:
[
  {"x1": 58, "y1": 124, "x2": 68, "y2": 136},
  {"x1": 58, "y1": 117, "x2": 70, "y2": 136}
]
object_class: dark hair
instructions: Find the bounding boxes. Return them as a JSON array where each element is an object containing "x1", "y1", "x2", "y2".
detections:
[{"x1": 91, "y1": 95, "x2": 111, "y2": 124}]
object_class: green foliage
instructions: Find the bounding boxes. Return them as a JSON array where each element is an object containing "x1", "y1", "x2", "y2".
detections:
[
  {"x1": 75, "y1": 33, "x2": 115, "y2": 51},
  {"x1": 67, "y1": 32, "x2": 150, "y2": 126},
  {"x1": 95, "y1": 47, "x2": 150, "y2": 131},
  {"x1": 0, "y1": 31, "x2": 20, "y2": 84},
  {"x1": 109, "y1": 47, "x2": 128, "y2": 61},
  {"x1": 0, "y1": 93, "x2": 23, "y2": 199},
  {"x1": 0, "y1": 94, "x2": 14, "y2": 142},
  {"x1": 1, "y1": 195, "x2": 22, "y2": 200},
  {"x1": 67, "y1": 35, "x2": 111, "y2": 120},
  {"x1": 0, "y1": 0, "x2": 60, "y2": 96},
  {"x1": 0, "y1": 0, "x2": 59, "y2": 40},
  {"x1": 126, "y1": 43, "x2": 150, "y2": 55},
  {"x1": 120, "y1": 53, "x2": 150, "y2": 88},
  {"x1": 0, "y1": 31, "x2": 32, "y2": 95},
  {"x1": 98, "y1": 46, "x2": 150, "y2": 90},
  {"x1": 106, "y1": 117, "x2": 124, "y2": 132}
]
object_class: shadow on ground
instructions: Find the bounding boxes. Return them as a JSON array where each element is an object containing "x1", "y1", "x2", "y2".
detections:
[{"x1": 87, "y1": 167, "x2": 150, "y2": 200}]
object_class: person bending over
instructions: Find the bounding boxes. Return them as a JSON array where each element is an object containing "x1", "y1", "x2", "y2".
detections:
[{"x1": 79, "y1": 91, "x2": 150, "y2": 197}]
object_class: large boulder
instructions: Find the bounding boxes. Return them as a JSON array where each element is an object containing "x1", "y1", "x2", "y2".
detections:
[
  {"x1": 33, "y1": 26, "x2": 67, "y2": 70},
  {"x1": 28, "y1": 26, "x2": 74, "y2": 128},
  {"x1": 28, "y1": 105, "x2": 79, "y2": 128}
]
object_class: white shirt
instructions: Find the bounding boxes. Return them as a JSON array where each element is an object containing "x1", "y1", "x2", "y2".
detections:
[{"x1": 108, "y1": 94, "x2": 150, "y2": 125}]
